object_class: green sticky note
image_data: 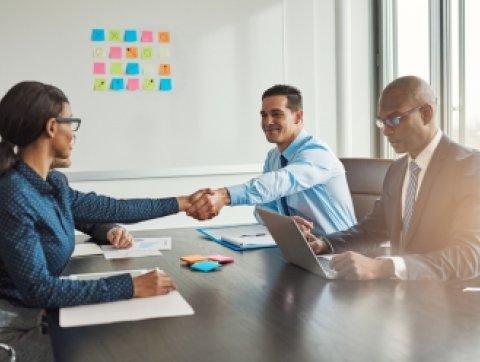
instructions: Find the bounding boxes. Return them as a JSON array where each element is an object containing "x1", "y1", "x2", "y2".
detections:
[
  {"x1": 141, "y1": 46, "x2": 153, "y2": 59},
  {"x1": 142, "y1": 78, "x2": 156, "y2": 90},
  {"x1": 110, "y1": 62, "x2": 123, "y2": 75},
  {"x1": 108, "y1": 29, "x2": 122, "y2": 41},
  {"x1": 93, "y1": 78, "x2": 107, "y2": 91}
]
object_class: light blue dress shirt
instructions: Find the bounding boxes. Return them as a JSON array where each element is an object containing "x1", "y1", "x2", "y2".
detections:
[{"x1": 227, "y1": 130, "x2": 357, "y2": 235}]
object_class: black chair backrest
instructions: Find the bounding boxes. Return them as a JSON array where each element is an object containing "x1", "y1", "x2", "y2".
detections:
[{"x1": 340, "y1": 158, "x2": 393, "y2": 221}]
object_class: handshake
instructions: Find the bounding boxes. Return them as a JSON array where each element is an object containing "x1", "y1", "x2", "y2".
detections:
[{"x1": 178, "y1": 188, "x2": 231, "y2": 221}]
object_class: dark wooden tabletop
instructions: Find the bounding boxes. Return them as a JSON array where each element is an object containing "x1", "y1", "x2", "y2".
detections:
[{"x1": 48, "y1": 228, "x2": 480, "y2": 362}]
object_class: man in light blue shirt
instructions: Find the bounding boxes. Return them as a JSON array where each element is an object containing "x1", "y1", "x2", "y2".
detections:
[{"x1": 187, "y1": 84, "x2": 356, "y2": 235}]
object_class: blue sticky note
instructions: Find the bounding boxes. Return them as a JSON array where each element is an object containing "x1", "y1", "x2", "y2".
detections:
[
  {"x1": 124, "y1": 30, "x2": 137, "y2": 42},
  {"x1": 91, "y1": 29, "x2": 105, "y2": 41},
  {"x1": 190, "y1": 260, "x2": 221, "y2": 272},
  {"x1": 125, "y1": 62, "x2": 140, "y2": 75},
  {"x1": 159, "y1": 78, "x2": 172, "y2": 91},
  {"x1": 110, "y1": 78, "x2": 124, "y2": 91}
]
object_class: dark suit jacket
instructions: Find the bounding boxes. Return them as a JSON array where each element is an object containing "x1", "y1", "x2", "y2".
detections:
[{"x1": 326, "y1": 135, "x2": 480, "y2": 280}]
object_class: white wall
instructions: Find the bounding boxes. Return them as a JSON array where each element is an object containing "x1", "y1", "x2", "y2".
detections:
[{"x1": 69, "y1": 0, "x2": 376, "y2": 231}]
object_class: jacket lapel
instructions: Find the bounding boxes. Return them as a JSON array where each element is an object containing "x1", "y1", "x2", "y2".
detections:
[{"x1": 403, "y1": 135, "x2": 450, "y2": 247}]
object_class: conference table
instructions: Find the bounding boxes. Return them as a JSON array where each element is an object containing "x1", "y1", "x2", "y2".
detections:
[{"x1": 48, "y1": 228, "x2": 480, "y2": 362}]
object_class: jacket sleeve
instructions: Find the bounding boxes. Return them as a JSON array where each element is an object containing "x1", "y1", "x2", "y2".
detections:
[{"x1": 74, "y1": 221, "x2": 119, "y2": 244}]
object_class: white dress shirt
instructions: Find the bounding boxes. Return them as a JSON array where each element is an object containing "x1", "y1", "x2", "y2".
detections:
[{"x1": 382, "y1": 130, "x2": 443, "y2": 279}]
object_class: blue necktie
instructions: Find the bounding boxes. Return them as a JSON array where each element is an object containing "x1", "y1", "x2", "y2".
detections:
[
  {"x1": 400, "y1": 161, "x2": 421, "y2": 251},
  {"x1": 280, "y1": 155, "x2": 290, "y2": 216}
]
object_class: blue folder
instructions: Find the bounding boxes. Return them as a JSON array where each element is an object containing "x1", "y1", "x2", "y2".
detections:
[{"x1": 196, "y1": 224, "x2": 277, "y2": 252}]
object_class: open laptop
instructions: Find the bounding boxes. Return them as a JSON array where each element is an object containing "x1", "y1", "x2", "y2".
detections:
[{"x1": 257, "y1": 209, "x2": 337, "y2": 279}]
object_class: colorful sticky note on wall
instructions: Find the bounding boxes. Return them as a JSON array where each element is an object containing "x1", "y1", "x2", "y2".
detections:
[
  {"x1": 159, "y1": 64, "x2": 171, "y2": 76},
  {"x1": 124, "y1": 29, "x2": 137, "y2": 42},
  {"x1": 110, "y1": 78, "x2": 124, "y2": 91},
  {"x1": 140, "y1": 30, "x2": 153, "y2": 42},
  {"x1": 158, "y1": 31, "x2": 170, "y2": 43},
  {"x1": 108, "y1": 29, "x2": 122, "y2": 41},
  {"x1": 109, "y1": 46, "x2": 122, "y2": 59},
  {"x1": 126, "y1": 62, "x2": 140, "y2": 75},
  {"x1": 126, "y1": 46, "x2": 138, "y2": 59},
  {"x1": 93, "y1": 47, "x2": 105, "y2": 58},
  {"x1": 158, "y1": 47, "x2": 171, "y2": 59},
  {"x1": 141, "y1": 47, "x2": 153, "y2": 59},
  {"x1": 142, "y1": 78, "x2": 156, "y2": 91},
  {"x1": 93, "y1": 78, "x2": 107, "y2": 91},
  {"x1": 110, "y1": 62, "x2": 123, "y2": 75},
  {"x1": 126, "y1": 78, "x2": 140, "y2": 91},
  {"x1": 93, "y1": 62, "x2": 106, "y2": 74},
  {"x1": 91, "y1": 29, "x2": 105, "y2": 41},
  {"x1": 159, "y1": 78, "x2": 172, "y2": 91},
  {"x1": 142, "y1": 63, "x2": 156, "y2": 75}
]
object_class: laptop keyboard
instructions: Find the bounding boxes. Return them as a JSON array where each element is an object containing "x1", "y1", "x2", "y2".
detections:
[{"x1": 317, "y1": 257, "x2": 337, "y2": 279}]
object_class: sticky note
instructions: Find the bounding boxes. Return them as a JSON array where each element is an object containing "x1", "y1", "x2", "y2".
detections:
[
  {"x1": 110, "y1": 78, "x2": 124, "y2": 91},
  {"x1": 141, "y1": 47, "x2": 153, "y2": 59},
  {"x1": 124, "y1": 29, "x2": 137, "y2": 42},
  {"x1": 141, "y1": 30, "x2": 153, "y2": 42},
  {"x1": 93, "y1": 78, "x2": 107, "y2": 91},
  {"x1": 158, "y1": 31, "x2": 170, "y2": 43},
  {"x1": 142, "y1": 78, "x2": 156, "y2": 91},
  {"x1": 91, "y1": 29, "x2": 105, "y2": 41},
  {"x1": 109, "y1": 47, "x2": 122, "y2": 59},
  {"x1": 110, "y1": 62, "x2": 123, "y2": 75},
  {"x1": 159, "y1": 78, "x2": 172, "y2": 91},
  {"x1": 126, "y1": 78, "x2": 140, "y2": 91},
  {"x1": 180, "y1": 254, "x2": 206, "y2": 265},
  {"x1": 125, "y1": 62, "x2": 140, "y2": 75},
  {"x1": 207, "y1": 255, "x2": 234, "y2": 264},
  {"x1": 142, "y1": 63, "x2": 156, "y2": 75},
  {"x1": 108, "y1": 29, "x2": 122, "y2": 42},
  {"x1": 126, "y1": 46, "x2": 138, "y2": 59},
  {"x1": 93, "y1": 62, "x2": 106, "y2": 74},
  {"x1": 93, "y1": 47, "x2": 105, "y2": 58},
  {"x1": 190, "y1": 261, "x2": 221, "y2": 272},
  {"x1": 158, "y1": 47, "x2": 171, "y2": 59},
  {"x1": 159, "y1": 64, "x2": 171, "y2": 76}
]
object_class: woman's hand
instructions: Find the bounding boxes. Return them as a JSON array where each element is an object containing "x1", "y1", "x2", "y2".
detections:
[
  {"x1": 106, "y1": 227, "x2": 133, "y2": 249},
  {"x1": 132, "y1": 270, "x2": 176, "y2": 298}
]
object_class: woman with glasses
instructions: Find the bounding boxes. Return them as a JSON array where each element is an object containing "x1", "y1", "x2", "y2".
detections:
[{"x1": 0, "y1": 81, "x2": 191, "y2": 361}]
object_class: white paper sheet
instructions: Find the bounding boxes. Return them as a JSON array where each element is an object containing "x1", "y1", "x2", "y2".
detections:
[
  {"x1": 463, "y1": 287, "x2": 480, "y2": 292},
  {"x1": 60, "y1": 270, "x2": 194, "y2": 327},
  {"x1": 134, "y1": 237, "x2": 172, "y2": 250},
  {"x1": 72, "y1": 242, "x2": 103, "y2": 257},
  {"x1": 215, "y1": 225, "x2": 275, "y2": 247},
  {"x1": 99, "y1": 238, "x2": 171, "y2": 259}
]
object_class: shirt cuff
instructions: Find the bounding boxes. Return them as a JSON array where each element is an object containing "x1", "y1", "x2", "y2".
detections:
[
  {"x1": 226, "y1": 184, "x2": 248, "y2": 206},
  {"x1": 377, "y1": 256, "x2": 407, "y2": 280}
]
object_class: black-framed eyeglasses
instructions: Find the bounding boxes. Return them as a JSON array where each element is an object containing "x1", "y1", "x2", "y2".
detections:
[
  {"x1": 375, "y1": 105, "x2": 424, "y2": 129},
  {"x1": 56, "y1": 117, "x2": 81, "y2": 132}
]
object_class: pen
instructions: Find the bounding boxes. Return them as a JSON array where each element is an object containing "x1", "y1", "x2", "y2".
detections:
[{"x1": 239, "y1": 233, "x2": 266, "y2": 238}]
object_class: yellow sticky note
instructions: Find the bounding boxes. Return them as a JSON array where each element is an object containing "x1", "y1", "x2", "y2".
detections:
[
  {"x1": 110, "y1": 62, "x2": 123, "y2": 75},
  {"x1": 141, "y1": 47, "x2": 153, "y2": 59},
  {"x1": 108, "y1": 29, "x2": 122, "y2": 42},
  {"x1": 142, "y1": 78, "x2": 156, "y2": 91},
  {"x1": 93, "y1": 47, "x2": 105, "y2": 58},
  {"x1": 93, "y1": 78, "x2": 107, "y2": 91},
  {"x1": 126, "y1": 46, "x2": 138, "y2": 59},
  {"x1": 158, "y1": 47, "x2": 171, "y2": 59}
]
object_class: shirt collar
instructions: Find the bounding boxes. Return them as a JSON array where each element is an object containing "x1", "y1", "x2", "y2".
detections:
[
  {"x1": 280, "y1": 129, "x2": 309, "y2": 162},
  {"x1": 16, "y1": 161, "x2": 54, "y2": 195},
  {"x1": 408, "y1": 130, "x2": 443, "y2": 171}
]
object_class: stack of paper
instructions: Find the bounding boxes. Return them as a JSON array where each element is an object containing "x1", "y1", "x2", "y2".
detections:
[
  {"x1": 100, "y1": 237, "x2": 172, "y2": 260},
  {"x1": 217, "y1": 225, "x2": 275, "y2": 247}
]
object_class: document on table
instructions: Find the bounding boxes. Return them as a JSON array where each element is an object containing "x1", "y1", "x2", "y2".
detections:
[
  {"x1": 100, "y1": 237, "x2": 171, "y2": 259},
  {"x1": 217, "y1": 225, "x2": 276, "y2": 247},
  {"x1": 463, "y1": 287, "x2": 480, "y2": 292},
  {"x1": 60, "y1": 269, "x2": 194, "y2": 327},
  {"x1": 72, "y1": 242, "x2": 103, "y2": 258}
]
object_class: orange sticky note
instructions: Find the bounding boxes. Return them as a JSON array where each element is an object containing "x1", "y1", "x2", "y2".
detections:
[
  {"x1": 158, "y1": 31, "x2": 170, "y2": 43},
  {"x1": 126, "y1": 46, "x2": 138, "y2": 59},
  {"x1": 158, "y1": 64, "x2": 171, "y2": 76},
  {"x1": 180, "y1": 255, "x2": 206, "y2": 265}
]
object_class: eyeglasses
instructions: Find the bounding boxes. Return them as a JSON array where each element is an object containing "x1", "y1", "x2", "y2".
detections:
[
  {"x1": 56, "y1": 117, "x2": 81, "y2": 132},
  {"x1": 375, "y1": 105, "x2": 424, "y2": 129}
]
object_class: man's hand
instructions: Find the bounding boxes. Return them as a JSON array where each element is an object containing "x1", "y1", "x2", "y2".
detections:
[
  {"x1": 330, "y1": 251, "x2": 394, "y2": 280},
  {"x1": 132, "y1": 270, "x2": 176, "y2": 298},
  {"x1": 186, "y1": 188, "x2": 231, "y2": 220},
  {"x1": 308, "y1": 237, "x2": 330, "y2": 254},
  {"x1": 291, "y1": 216, "x2": 317, "y2": 242},
  {"x1": 106, "y1": 227, "x2": 133, "y2": 249}
]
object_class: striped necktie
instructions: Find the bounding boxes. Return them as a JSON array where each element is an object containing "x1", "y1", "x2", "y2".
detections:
[
  {"x1": 400, "y1": 161, "x2": 421, "y2": 251},
  {"x1": 280, "y1": 155, "x2": 290, "y2": 216}
]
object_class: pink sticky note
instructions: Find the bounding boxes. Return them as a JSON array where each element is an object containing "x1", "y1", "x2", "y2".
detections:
[
  {"x1": 207, "y1": 254, "x2": 234, "y2": 264},
  {"x1": 141, "y1": 30, "x2": 153, "y2": 42},
  {"x1": 109, "y1": 46, "x2": 122, "y2": 59},
  {"x1": 93, "y1": 62, "x2": 105, "y2": 74},
  {"x1": 126, "y1": 78, "x2": 140, "y2": 91}
]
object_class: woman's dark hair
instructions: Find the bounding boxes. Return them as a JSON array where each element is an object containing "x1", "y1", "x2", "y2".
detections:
[{"x1": 0, "y1": 81, "x2": 68, "y2": 175}]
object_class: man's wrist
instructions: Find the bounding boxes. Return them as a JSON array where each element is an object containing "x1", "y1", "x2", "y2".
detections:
[
  {"x1": 218, "y1": 188, "x2": 231, "y2": 206},
  {"x1": 378, "y1": 258, "x2": 395, "y2": 278}
]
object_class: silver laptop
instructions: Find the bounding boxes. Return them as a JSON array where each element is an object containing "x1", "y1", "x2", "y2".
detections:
[{"x1": 258, "y1": 209, "x2": 337, "y2": 279}]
